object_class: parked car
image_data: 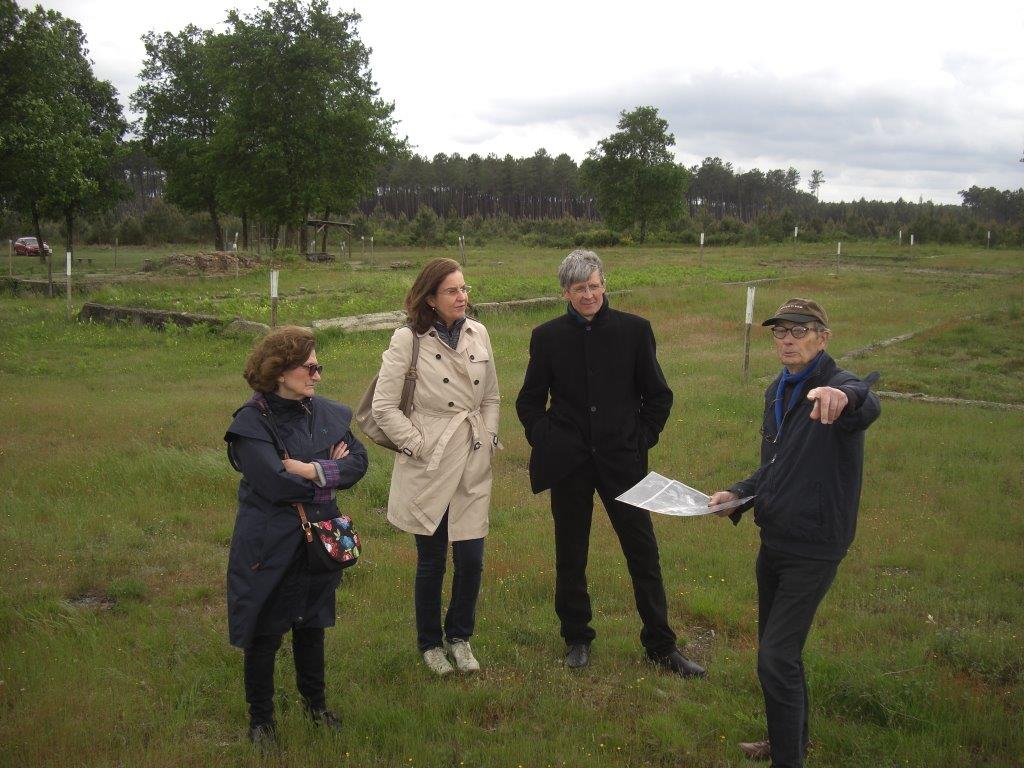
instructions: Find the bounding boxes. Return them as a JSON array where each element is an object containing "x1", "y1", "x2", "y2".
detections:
[{"x1": 13, "y1": 237, "x2": 52, "y2": 256}]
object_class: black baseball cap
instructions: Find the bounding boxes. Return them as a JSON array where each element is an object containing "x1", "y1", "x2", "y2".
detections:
[{"x1": 762, "y1": 298, "x2": 829, "y2": 328}]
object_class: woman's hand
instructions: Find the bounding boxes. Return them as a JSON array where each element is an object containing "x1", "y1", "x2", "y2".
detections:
[
  {"x1": 282, "y1": 458, "x2": 318, "y2": 481},
  {"x1": 331, "y1": 441, "x2": 350, "y2": 460}
]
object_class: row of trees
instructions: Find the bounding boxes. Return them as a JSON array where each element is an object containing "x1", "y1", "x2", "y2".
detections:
[
  {"x1": 360, "y1": 108, "x2": 831, "y2": 242},
  {"x1": 3, "y1": 0, "x2": 1020, "y2": 259}
]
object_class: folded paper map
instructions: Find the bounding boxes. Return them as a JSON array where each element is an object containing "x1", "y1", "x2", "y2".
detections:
[{"x1": 615, "y1": 472, "x2": 754, "y2": 517}]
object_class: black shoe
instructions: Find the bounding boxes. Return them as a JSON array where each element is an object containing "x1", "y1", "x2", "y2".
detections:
[
  {"x1": 565, "y1": 642, "x2": 591, "y2": 670},
  {"x1": 306, "y1": 707, "x2": 343, "y2": 732},
  {"x1": 648, "y1": 648, "x2": 706, "y2": 678},
  {"x1": 247, "y1": 722, "x2": 278, "y2": 749}
]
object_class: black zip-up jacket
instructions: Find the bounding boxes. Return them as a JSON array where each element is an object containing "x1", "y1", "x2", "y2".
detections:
[{"x1": 728, "y1": 352, "x2": 880, "y2": 561}]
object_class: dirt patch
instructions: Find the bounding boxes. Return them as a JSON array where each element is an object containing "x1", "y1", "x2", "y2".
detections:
[
  {"x1": 67, "y1": 593, "x2": 117, "y2": 610},
  {"x1": 145, "y1": 251, "x2": 259, "y2": 275},
  {"x1": 683, "y1": 625, "x2": 717, "y2": 660}
]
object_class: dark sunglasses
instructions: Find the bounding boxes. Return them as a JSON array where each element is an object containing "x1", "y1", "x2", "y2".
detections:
[{"x1": 297, "y1": 363, "x2": 323, "y2": 376}]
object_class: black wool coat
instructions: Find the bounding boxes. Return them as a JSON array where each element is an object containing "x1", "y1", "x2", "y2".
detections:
[
  {"x1": 224, "y1": 393, "x2": 368, "y2": 649},
  {"x1": 728, "y1": 352, "x2": 881, "y2": 561},
  {"x1": 515, "y1": 299, "x2": 673, "y2": 493}
]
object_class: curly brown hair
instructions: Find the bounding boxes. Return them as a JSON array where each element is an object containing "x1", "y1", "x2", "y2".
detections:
[
  {"x1": 243, "y1": 326, "x2": 316, "y2": 393},
  {"x1": 405, "y1": 257, "x2": 464, "y2": 333}
]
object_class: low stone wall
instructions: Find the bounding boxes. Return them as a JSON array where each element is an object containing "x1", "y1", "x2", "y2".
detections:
[
  {"x1": 311, "y1": 291, "x2": 631, "y2": 333},
  {"x1": 312, "y1": 310, "x2": 406, "y2": 332},
  {"x1": 2, "y1": 277, "x2": 103, "y2": 296},
  {"x1": 78, "y1": 302, "x2": 225, "y2": 330}
]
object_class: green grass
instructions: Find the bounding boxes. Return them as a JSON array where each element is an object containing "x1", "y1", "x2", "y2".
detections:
[
  {"x1": 855, "y1": 307, "x2": 1024, "y2": 403},
  {"x1": 1, "y1": 244, "x2": 1022, "y2": 767}
]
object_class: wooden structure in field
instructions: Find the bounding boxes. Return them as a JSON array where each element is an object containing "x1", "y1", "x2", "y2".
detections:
[{"x1": 304, "y1": 219, "x2": 355, "y2": 262}]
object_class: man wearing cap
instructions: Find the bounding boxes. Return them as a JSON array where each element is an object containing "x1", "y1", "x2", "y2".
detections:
[
  {"x1": 708, "y1": 298, "x2": 880, "y2": 767},
  {"x1": 516, "y1": 249, "x2": 705, "y2": 678}
]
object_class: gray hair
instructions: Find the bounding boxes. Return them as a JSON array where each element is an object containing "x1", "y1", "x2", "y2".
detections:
[{"x1": 558, "y1": 249, "x2": 605, "y2": 291}]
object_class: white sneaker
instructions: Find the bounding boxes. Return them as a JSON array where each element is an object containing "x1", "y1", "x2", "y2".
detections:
[
  {"x1": 423, "y1": 647, "x2": 454, "y2": 676},
  {"x1": 447, "y1": 640, "x2": 480, "y2": 673}
]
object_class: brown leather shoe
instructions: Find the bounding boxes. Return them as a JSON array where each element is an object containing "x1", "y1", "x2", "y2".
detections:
[{"x1": 738, "y1": 740, "x2": 771, "y2": 760}]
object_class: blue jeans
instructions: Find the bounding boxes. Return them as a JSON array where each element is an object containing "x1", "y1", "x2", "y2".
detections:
[{"x1": 413, "y1": 512, "x2": 485, "y2": 651}]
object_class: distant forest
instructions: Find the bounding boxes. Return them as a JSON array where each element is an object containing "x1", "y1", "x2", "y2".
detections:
[{"x1": 6, "y1": 142, "x2": 1022, "y2": 249}]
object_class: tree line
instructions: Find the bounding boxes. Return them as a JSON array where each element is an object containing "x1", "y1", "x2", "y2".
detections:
[{"x1": 3, "y1": 1, "x2": 1022, "y2": 262}]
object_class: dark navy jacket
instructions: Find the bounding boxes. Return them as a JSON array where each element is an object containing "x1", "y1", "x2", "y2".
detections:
[
  {"x1": 515, "y1": 299, "x2": 673, "y2": 493},
  {"x1": 224, "y1": 393, "x2": 368, "y2": 649},
  {"x1": 729, "y1": 352, "x2": 881, "y2": 561}
]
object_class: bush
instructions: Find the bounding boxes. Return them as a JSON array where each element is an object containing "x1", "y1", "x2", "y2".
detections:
[
  {"x1": 411, "y1": 205, "x2": 441, "y2": 246},
  {"x1": 141, "y1": 199, "x2": 190, "y2": 244},
  {"x1": 118, "y1": 216, "x2": 145, "y2": 245}
]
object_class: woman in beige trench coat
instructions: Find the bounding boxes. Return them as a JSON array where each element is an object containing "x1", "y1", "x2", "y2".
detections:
[{"x1": 372, "y1": 258, "x2": 500, "y2": 675}]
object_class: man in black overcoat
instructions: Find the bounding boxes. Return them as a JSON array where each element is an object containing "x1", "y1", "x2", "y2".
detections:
[{"x1": 515, "y1": 249, "x2": 704, "y2": 677}]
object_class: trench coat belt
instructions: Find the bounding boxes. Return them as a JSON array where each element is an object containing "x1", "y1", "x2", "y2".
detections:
[{"x1": 416, "y1": 406, "x2": 483, "y2": 472}]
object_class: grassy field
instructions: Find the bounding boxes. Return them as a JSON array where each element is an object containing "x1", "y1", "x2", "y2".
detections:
[{"x1": 1, "y1": 244, "x2": 1022, "y2": 767}]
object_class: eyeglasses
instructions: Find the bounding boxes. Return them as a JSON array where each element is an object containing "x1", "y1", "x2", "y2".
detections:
[
  {"x1": 569, "y1": 282, "x2": 604, "y2": 297},
  {"x1": 438, "y1": 285, "x2": 471, "y2": 297},
  {"x1": 771, "y1": 325, "x2": 815, "y2": 340},
  {"x1": 296, "y1": 363, "x2": 323, "y2": 376}
]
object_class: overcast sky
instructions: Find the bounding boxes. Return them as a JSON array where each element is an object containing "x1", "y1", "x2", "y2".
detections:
[{"x1": 48, "y1": 0, "x2": 1024, "y2": 203}]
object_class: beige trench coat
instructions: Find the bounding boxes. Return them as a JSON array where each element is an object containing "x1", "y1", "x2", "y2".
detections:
[{"x1": 372, "y1": 318, "x2": 500, "y2": 540}]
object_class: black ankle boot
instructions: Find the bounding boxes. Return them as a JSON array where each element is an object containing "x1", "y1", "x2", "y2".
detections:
[
  {"x1": 306, "y1": 706, "x2": 343, "y2": 732},
  {"x1": 248, "y1": 721, "x2": 278, "y2": 749}
]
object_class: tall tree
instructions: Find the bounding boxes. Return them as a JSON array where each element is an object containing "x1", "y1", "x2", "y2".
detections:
[
  {"x1": 0, "y1": 1, "x2": 125, "y2": 294},
  {"x1": 580, "y1": 106, "x2": 688, "y2": 242},
  {"x1": 214, "y1": 0, "x2": 401, "y2": 238},
  {"x1": 132, "y1": 25, "x2": 225, "y2": 249},
  {"x1": 809, "y1": 169, "x2": 825, "y2": 201}
]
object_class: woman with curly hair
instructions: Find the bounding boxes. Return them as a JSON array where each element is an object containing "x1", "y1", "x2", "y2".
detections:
[{"x1": 225, "y1": 326, "x2": 368, "y2": 746}]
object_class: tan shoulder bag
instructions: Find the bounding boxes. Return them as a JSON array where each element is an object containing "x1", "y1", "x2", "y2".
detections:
[{"x1": 354, "y1": 326, "x2": 420, "y2": 451}]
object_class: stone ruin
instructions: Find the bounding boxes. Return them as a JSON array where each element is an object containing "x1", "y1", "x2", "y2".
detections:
[{"x1": 143, "y1": 251, "x2": 259, "y2": 275}]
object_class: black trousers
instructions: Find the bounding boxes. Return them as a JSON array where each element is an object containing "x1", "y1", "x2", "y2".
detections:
[
  {"x1": 414, "y1": 511, "x2": 485, "y2": 652},
  {"x1": 756, "y1": 545, "x2": 838, "y2": 768},
  {"x1": 243, "y1": 627, "x2": 326, "y2": 727},
  {"x1": 549, "y1": 460, "x2": 677, "y2": 655}
]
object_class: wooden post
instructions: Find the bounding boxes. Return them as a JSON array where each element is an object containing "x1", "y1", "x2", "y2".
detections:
[
  {"x1": 793, "y1": 226, "x2": 798, "y2": 256},
  {"x1": 987, "y1": 230, "x2": 991, "y2": 249},
  {"x1": 458, "y1": 235, "x2": 466, "y2": 266},
  {"x1": 699, "y1": 231, "x2": 705, "y2": 267},
  {"x1": 65, "y1": 251, "x2": 72, "y2": 321},
  {"x1": 270, "y1": 269, "x2": 279, "y2": 328},
  {"x1": 370, "y1": 235, "x2": 374, "y2": 262},
  {"x1": 743, "y1": 285, "x2": 755, "y2": 382},
  {"x1": 836, "y1": 241, "x2": 841, "y2": 273},
  {"x1": 113, "y1": 237, "x2": 118, "y2": 269},
  {"x1": 7, "y1": 239, "x2": 12, "y2": 277},
  {"x1": 910, "y1": 234, "x2": 914, "y2": 247},
  {"x1": 898, "y1": 229, "x2": 902, "y2": 247},
  {"x1": 361, "y1": 236, "x2": 365, "y2": 260}
]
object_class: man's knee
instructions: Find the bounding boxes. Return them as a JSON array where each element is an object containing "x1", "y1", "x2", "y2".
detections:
[{"x1": 757, "y1": 644, "x2": 800, "y2": 688}]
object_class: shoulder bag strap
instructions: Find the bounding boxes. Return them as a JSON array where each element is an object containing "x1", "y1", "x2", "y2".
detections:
[
  {"x1": 398, "y1": 326, "x2": 420, "y2": 417},
  {"x1": 257, "y1": 398, "x2": 315, "y2": 543}
]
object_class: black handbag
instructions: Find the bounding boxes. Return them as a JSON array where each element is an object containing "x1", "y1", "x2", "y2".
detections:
[{"x1": 293, "y1": 502, "x2": 360, "y2": 573}]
